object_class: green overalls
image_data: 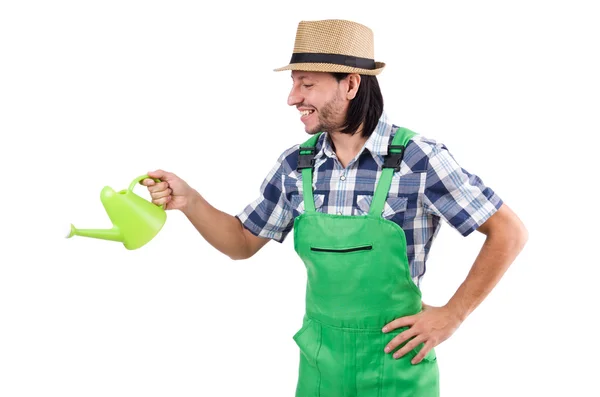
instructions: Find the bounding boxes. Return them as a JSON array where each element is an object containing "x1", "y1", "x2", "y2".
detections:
[{"x1": 291, "y1": 127, "x2": 440, "y2": 397}]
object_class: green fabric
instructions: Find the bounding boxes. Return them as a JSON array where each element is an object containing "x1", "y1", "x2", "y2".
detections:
[{"x1": 292, "y1": 128, "x2": 440, "y2": 397}]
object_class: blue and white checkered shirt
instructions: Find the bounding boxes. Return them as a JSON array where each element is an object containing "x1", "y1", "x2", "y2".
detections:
[{"x1": 236, "y1": 111, "x2": 503, "y2": 287}]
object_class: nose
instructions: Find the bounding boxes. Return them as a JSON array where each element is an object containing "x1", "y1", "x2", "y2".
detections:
[{"x1": 287, "y1": 84, "x2": 303, "y2": 107}]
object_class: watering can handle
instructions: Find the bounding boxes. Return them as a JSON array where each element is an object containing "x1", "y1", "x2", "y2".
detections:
[{"x1": 129, "y1": 174, "x2": 166, "y2": 209}]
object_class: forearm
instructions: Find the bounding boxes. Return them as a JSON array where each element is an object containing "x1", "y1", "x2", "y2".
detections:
[
  {"x1": 181, "y1": 190, "x2": 248, "y2": 260},
  {"x1": 445, "y1": 228, "x2": 528, "y2": 322}
]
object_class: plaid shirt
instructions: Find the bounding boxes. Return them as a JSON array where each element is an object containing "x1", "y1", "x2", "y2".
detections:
[{"x1": 236, "y1": 111, "x2": 503, "y2": 287}]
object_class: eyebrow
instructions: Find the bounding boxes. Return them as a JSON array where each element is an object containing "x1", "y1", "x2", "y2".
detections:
[{"x1": 291, "y1": 74, "x2": 314, "y2": 81}]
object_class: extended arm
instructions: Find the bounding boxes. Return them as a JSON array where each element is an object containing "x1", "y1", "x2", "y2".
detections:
[{"x1": 182, "y1": 192, "x2": 271, "y2": 260}]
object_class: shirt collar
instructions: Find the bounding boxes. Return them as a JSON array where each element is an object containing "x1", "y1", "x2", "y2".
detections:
[{"x1": 315, "y1": 110, "x2": 395, "y2": 167}]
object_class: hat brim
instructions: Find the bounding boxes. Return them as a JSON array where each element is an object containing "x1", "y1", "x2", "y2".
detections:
[{"x1": 273, "y1": 61, "x2": 385, "y2": 76}]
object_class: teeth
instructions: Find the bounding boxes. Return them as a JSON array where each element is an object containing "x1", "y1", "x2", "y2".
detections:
[{"x1": 300, "y1": 110, "x2": 313, "y2": 116}]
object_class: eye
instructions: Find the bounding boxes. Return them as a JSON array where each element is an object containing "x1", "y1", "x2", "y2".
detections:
[{"x1": 302, "y1": 84, "x2": 313, "y2": 88}]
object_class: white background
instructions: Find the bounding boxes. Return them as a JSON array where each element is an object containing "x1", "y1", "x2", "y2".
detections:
[{"x1": 1, "y1": 1, "x2": 598, "y2": 396}]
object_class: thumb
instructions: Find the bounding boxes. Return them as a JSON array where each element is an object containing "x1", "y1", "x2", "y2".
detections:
[
  {"x1": 140, "y1": 169, "x2": 169, "y2": 186},
  {"x1": 147, "y1": 169, "x2": 170, "y2": 181}
]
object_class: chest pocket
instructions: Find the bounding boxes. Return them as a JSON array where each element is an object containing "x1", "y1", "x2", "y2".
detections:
[
  {"x1": 291, "y1": 194, "x2": 326, "y2": 216},
  {"x1": 354, "y1": 195, "x2": 408, "y2": 220}
]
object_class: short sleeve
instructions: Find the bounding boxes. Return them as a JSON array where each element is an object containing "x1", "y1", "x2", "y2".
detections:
[
  {"x1": 235, "y1": 151, "x2": 294, "y2": 243},
  {"x1": 423, "y1": 143, "x2": 503, "y2": 237}
]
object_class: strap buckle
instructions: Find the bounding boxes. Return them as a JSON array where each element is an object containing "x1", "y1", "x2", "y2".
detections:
[
  {"x1": 297, "y1": 146, "x2": 316, "y2": 170},
  {"x1": 382, "y1": 144, "x2": 405, "y2": 171}
]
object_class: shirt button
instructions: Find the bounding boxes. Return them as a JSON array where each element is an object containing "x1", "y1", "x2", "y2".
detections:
[{"x1": 340, "y1": 175, "x2": 346, "y2": 181}]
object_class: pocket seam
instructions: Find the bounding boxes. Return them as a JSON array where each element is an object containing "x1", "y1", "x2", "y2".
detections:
[
  {"x1": 355, "y1": 194, "x2": 408, "y2": 218},
  {"x1": 292, "y1": 319, "x2": 313, "y2": 342},
  {"x1": 291, "y1": 194, "x2": 325, "y2": 213}
]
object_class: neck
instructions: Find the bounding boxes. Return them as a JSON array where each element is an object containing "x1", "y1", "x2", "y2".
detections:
[{"x1": 327, "y1": 125, "x2": 366, "y2": 158}]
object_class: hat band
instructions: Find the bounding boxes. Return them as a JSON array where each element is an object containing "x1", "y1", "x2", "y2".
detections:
[{"x1": 289, "y1": 52, "x2": 376, "y2": 70}]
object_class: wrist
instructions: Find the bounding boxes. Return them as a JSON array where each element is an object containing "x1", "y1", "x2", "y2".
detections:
[
  {"x1": 444, "y1": 300, "x2": 469, "y2": 324},
  {"x1": 181, "y1": 189, "x2": 202, "y2": 216}
]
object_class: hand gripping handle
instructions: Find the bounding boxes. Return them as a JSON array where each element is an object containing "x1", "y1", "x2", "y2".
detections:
[{"x1": 129, "y1": 174, "x2": 165, "y2": 209}]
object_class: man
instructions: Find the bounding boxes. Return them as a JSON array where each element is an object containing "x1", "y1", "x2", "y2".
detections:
[{"x1": 142, "y1": 19, "x2": 528, "y2": 397}]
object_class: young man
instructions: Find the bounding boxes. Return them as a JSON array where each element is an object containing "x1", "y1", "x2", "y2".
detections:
[{"x1": 142, "y1": 19, "x2": 528, "y2": 397}]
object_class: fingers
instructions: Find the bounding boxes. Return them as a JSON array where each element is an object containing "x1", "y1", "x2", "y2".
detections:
[
  {"x1": 148, "y1": 183, "x2": 172, "y2": 206},
  {"x1": 392, "y1": 334, "x2": 426, "y2": 360},
  {"x1": 140, "y1": 176, "x2": 172, "y2": 204},
  {"x1": 382, "y1": 315, "x2": 416, "y2": 333},
  {"x1": 410, "y1": 340, "x2": 435, "y2": 365},
  {"x1": 384, "y1": 326, "x2": 417, "y2": 354},
  {"x1": 147, "y1": 181, "x2": 170, "y2": 193},
  {"x1": 151, "y1": 194, "x2": 171, "y2": 207},
  {"x1": 151, "y1": 185, "x2": 172, "y2": 199}
]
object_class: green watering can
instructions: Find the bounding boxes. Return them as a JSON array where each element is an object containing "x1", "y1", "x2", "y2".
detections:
[{"x1": 66, "y1": 174, "x2": 167, "y2": 250}]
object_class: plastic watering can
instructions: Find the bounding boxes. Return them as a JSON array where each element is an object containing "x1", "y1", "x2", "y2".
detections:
[{"x1": 65, "y1": 174, "x2": 166, "y2": 250}]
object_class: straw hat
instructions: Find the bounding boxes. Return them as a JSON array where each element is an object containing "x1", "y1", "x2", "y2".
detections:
[{"x1": 274, "y1": 19, "x2": 385, "y2": 76}]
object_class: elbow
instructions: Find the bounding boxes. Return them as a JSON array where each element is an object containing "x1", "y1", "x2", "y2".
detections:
[
  {"x1": 228, "y1": 243, "x2": 255, "y2": 261},
  {"x1": 517, "y1": 221, "x2": 529, "y2": 250},
  {"x1": 228, "y1": 251, "x2": 251, "y2": 261},
  {"x1": 502, "y1": 218, "x2": 528, "y2": 254},
  {"x1": 488, "y1": 204, "x2": 529, "y2": 251},
  {"x1": 484, "y1": 215, "x2": 529, "y2": 254}
]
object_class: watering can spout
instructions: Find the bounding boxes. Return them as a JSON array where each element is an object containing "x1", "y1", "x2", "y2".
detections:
[
  {"x1": 66, "y1": 174, "x2": 167, "y2": 250},
  {"x1": 65, "y1": 223, "x2": 123, "y2": 242}
]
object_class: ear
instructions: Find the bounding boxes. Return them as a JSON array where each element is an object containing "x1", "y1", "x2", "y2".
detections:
[{"x1": 346, "y1": 73, "x2": 361, "y2": 100}]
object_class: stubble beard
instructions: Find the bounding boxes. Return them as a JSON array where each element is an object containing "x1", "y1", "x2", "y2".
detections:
[{"x1": 306, "y1": 91, "x2": 346, "y2": 135}]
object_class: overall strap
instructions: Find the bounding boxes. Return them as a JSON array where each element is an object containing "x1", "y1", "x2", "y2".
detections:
[
  {"x1": 369, "y1": 127, "x2": 418, "y2": 217},
  {"x1": 296, "y1": 132, "x2": 323, "y2": 213}
]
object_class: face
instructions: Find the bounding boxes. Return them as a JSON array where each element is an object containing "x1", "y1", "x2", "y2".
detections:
[{"x1": 288, "y1": 71, "x2": 359, "y2": 135}]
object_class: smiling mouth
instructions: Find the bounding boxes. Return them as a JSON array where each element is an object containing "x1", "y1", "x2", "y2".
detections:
[{"x1": 300, "y1": 109, "x2": 315, "y2": 118}]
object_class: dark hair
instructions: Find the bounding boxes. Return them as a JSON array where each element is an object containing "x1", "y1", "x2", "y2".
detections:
[{"x1": 331, "y1": 72, "x2": 384, "y2": 138}]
